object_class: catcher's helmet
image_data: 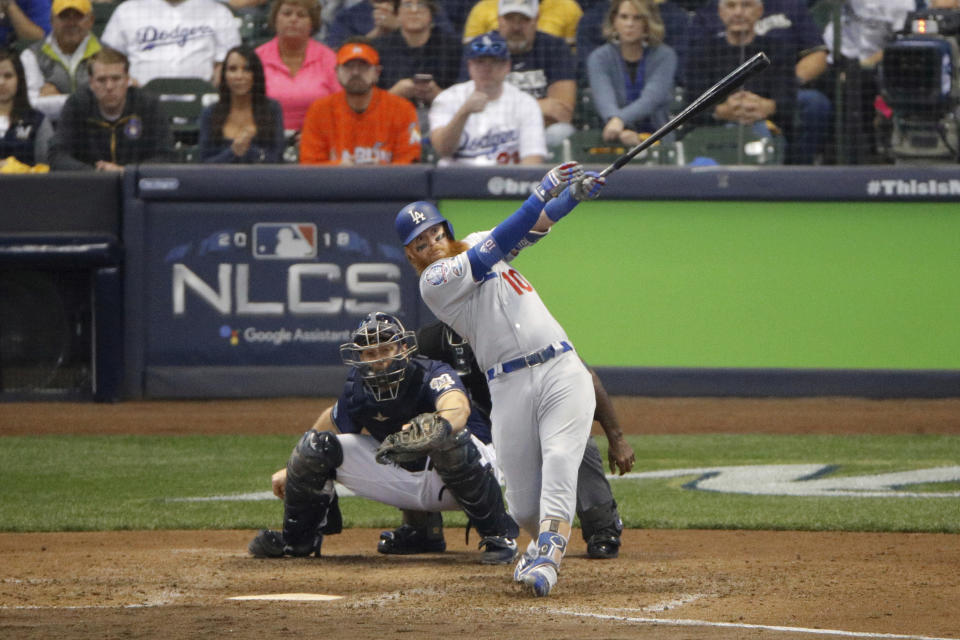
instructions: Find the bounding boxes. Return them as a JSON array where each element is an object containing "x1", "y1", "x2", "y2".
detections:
[
  {"x1": 340, "y1": 312, "x2": 418, "y2": 401},
  {"x1": 395, "y1": 201, "x2": 454, "y2": 246}
]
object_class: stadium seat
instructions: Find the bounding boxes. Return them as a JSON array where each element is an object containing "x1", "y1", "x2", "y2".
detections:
[
  {"x1": 142, "y1": 77, "x2": 218, "y2": 153},
  {"x1": 562, "y1": 128, "x2": 676, "y2": 166},
  {"x1": 676, "y1": 124, "x2": 785, "y2": 165}
]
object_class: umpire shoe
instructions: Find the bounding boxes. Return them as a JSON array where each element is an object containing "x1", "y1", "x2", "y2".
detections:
[
  {"x1": 517, "y1": 557, "x2": 559, "y2": 597},
  {"x1": 478, "y1": 536, "x2": 517, "y2": 565},
  {"x1": 377, "y1": 524, "x2": 447, "y2": 555},
  {"x1": 248, "y1": 530, "x2": 323, "y2": 558},
  {"x1": 586, "y1": 533, "x2": 621, "y2": 559}
]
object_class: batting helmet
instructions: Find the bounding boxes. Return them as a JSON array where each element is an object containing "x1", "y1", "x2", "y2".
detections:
[
  {"x1": 339, "y1": 312, "x2": 418, "y2": 401},
  {"x1": 395, "y1": 201, "x2": 454, "y2": 246}
]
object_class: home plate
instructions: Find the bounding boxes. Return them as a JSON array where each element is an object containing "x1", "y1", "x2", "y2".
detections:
[{"x1": 228, "y1": 593, "x2": 343, "y2": 602}]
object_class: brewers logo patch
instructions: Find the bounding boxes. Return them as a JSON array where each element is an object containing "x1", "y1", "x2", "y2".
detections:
[
  {"x1": 424, "y1": 261, "x2": 449, "y2": 286},
  {"x1": 429, "y1": 373, "x2": 455, "y2": 392}
]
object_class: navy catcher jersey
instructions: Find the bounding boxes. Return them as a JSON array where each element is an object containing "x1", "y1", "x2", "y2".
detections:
[{"x1": 331, "y1": 356, "x2": 493, "y2": 444}]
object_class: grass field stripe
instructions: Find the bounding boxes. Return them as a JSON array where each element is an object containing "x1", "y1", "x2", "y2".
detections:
[{"x1": 550, "y1": 610, "x2": 959, "y2": 640}]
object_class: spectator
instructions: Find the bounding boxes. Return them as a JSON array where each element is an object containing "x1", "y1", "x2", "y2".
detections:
[
  {"x1": 198, "y1": 45, "x2": 284, "y2": 162},
  {"x1": 255, "y1": 0, "x2": 338, "y2": 131},
  {"x1": 429, "y1": 31, "x2": 546, "y2": 165},
  {"x1": 485, "y1": 0, "x2": 577, "y2": 147},
  {"x1": 685, "y1": 0, "x2": 795, "y2": 142},
  {"x1": 373, "y1": 0, "x2": 462, "y2": 112},
  {"x1": 587, "y1": 0, "x2": 677, "y2": 147},
  {"x1": 689, "y1": 0, "x2": 831, "y2": 164},
  {"x1": 100, "y1": 0, "x2": 241, "y2": 86},
  {"x1": 0, "y1": 48, "x2": 53, "y2": 165},
  {"x1": 822, "y1": 0, "x2": 915, "y2": 163},
  {"x1": 20, "y1": 0, "x2": 99, "y2": 122},
  {"x1": 462, "y1": 0, "x2": 581, "y2": 47},
  {"x1": 326, "y1": 0, "x2": 455, "y2": 50},
  {"x1": 49, "y1": 47, "x2": 172, "y2": 170},
  {"x1": 0, "y1": 0, "x2": 50, "y2": 48},
  {"x1": 577, "y1": 0, "x2": 688, "y2": 79},
  {"x1": 299, "y1": 40, "x2": 421, "y2": 164}
]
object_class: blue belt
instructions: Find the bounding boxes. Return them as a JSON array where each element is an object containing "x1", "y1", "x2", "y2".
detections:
[{"x1": 486, "y1": 341, "x2": 573, "y2": 381}]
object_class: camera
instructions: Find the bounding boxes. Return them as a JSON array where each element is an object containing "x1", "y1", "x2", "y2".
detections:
[{"x1": 880, "y1": 10, "x2": 960, "y2": 163}]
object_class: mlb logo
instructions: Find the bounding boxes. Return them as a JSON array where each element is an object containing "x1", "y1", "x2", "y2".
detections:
[{"x1": 252, "y1": 223, "x2": 317, "y2": 259}]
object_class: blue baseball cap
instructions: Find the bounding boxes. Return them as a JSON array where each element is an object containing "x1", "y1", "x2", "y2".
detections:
[{"x1": 464, "y1": 32, "x2": 510, "y2": 61}]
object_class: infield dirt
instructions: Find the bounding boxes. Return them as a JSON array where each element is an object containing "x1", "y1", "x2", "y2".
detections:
[{"x1": 2, "y1": 397, "x2": 959, "y2": 640}]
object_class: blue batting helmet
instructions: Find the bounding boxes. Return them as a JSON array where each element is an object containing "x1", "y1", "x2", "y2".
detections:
[{"x1": 395, "y1": 201, "x2": 454, "y2": 246}]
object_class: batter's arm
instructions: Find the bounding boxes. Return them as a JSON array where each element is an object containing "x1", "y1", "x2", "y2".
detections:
[
  {"x1": 272, "y1": 406, "x2": 338, "y2": 498},
  {"x1": 586, "y1": 365, "x2": 636, "y2": 475}
]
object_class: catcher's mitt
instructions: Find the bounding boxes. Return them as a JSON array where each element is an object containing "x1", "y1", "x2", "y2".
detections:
[{"x1": 375, "y1": 412, "x2": 453, "y2": 465}]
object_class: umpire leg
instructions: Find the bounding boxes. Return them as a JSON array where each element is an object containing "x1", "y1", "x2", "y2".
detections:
[{"x1": 575, "y1": 437, "x2": 623, "y2": 559}]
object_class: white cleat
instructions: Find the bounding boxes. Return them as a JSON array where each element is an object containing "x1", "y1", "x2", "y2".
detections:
[
  {"x1": 518, "y1": 558, "x2": 558, "y2": 597},
  {"x1": 513, "y1": 540, "x2": 538, "y2": 582}
]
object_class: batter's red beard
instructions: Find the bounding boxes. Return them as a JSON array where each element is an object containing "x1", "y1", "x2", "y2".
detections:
[{"x1": 406, "y1": 240, "x2": 470, "y2": 275}]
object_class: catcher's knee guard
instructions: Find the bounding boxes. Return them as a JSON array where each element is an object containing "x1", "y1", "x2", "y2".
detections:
[
  {"x1": 430, "y1": 430, "x2": 519, "y2": 541},
  {"x1": 282, "y1": 430, "x2": 344, "y2": 554},
  {"x1": 578, "y1": 500, "x2": 623, "y2": 559}
]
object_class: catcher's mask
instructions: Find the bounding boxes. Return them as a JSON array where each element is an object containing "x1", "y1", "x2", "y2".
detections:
[
  {"x1": 395, "y1": 201, "x2": 454, "y2": 247},
  {"x1": 340, "y1": 312, "x2": 418, "y2": 401}
]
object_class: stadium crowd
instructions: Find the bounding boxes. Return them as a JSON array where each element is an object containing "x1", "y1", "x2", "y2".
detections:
[{"x1": 0, "y1": 0, "x2": 947, "y2": 170}]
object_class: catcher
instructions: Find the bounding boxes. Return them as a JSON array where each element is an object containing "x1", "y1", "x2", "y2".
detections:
[{"x1": 248, "y1": 311, "x2": 518, "y2": 564}]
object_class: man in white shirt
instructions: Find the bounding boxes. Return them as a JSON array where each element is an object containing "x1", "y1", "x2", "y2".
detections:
[
  {"x1": 428, "y1": 30, "x2": 545, "y2": 165},
  {"x1": 20, "y1": 0, "x2": 100, "y2": 121},
  {"x1": 100, "y1": 0, "x2": 241, "y2": 86}
]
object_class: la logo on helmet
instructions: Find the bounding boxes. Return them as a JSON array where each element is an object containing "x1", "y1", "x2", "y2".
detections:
[{"x1": 411, "y1": 210, "x2": 426, "y2": 224}]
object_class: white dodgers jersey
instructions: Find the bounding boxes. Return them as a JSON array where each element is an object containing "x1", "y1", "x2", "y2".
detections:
[
  {"x1": 419, "y1": 231, "x2": 570, "y2": 372},
  {"x1": 428, "y1": 81, "x2": 547, "y2": 166}
]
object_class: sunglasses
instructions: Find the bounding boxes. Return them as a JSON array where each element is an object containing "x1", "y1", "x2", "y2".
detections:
[{"x1": 470, "y1": 37, "x2": 507, "y2": 57}]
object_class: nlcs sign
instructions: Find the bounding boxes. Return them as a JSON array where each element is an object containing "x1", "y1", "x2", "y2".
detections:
[{"x1": 172, "y1": 263, "x2": 402, "y2": 316}]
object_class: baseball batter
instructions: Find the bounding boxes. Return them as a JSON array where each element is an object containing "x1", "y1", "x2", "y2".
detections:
[
  {"x1": 395, "y1": 162, "x2": 606, "y2": 596},
  {"x1": 248, "y1": 312, "x2": 518, "y2": 565}
]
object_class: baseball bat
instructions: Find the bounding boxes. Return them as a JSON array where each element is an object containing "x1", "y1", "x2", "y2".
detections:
[{"x1": 597, "y1": 51, "x2": 771, "y2": 178}]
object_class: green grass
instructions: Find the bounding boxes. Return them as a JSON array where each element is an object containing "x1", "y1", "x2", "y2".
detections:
[{"x1": 1, "y1": 434, "x2": 958, "y2": 533}]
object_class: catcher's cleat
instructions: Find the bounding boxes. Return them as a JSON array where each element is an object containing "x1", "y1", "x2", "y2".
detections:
[
  {"x1": 586, "y1": 533, "x2": 621, "y2": 559},
  {"x1": 249, "y1": 529, "x2": 285, "y2": 558},
  {"x1": 249, "y1": 529, "x2": 323, "y2": 558},
  {"x1": 512, "y1": 540, "x2": 538, "y2": 581},
  {"x1": 517, "y1": 558, "x2": 558, "y2": 597},
  {"x1": 478, "y1": 536, "x2": 517, "y2": 565},
  {"x1": 377, "y1": 524, "x2": 447, "y2": 555}
]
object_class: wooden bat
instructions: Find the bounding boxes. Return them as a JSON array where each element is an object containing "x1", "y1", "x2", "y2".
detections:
[{"x1": 598, "y1": 51, "x2": 771, "y2": 178}]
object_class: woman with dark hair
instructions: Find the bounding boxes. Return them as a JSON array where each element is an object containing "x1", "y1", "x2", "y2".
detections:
[
  {"x1": 198, "y1": 45, "x2": 284, "y2": 163},
  {"x1": 0, "y1": 48, "x2": 53, "y2": 165}
]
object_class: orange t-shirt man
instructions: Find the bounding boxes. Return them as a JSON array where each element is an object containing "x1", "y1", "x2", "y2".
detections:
[{"x1": 300, "y1": 42, "x2": 422, "y2": 165}]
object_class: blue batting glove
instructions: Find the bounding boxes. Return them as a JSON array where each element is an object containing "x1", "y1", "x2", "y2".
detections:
[{"x1": 533, "y1": 161, "x2": 584, "y2": 202}]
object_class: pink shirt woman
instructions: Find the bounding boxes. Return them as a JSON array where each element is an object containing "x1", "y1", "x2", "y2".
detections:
[{"x1": 256, "y1": 0, "x2": 338, "y2": 131}]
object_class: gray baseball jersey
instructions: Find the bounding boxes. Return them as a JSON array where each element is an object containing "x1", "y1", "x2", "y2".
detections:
[{"x1": 419, "y1": 230, "x2": 595, "y2": 537}]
